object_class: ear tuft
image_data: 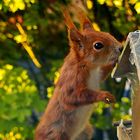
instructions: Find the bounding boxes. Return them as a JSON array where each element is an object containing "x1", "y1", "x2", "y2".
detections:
[
  {"x1": 62, "y1": 6, "x2": 84, "y2": 47},
  {"x1": 70, "y1": 5, "x2": 93, "y2": 31},
  {"x1": 62, "y1": 6, "x2": 76, "y2": 30}
]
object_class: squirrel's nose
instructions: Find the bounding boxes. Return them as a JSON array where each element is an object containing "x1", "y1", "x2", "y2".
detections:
[{"x1": 115, "y1": 46, "x2": 123, "y2": 54}]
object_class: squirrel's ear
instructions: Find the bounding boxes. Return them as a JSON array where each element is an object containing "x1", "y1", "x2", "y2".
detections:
[
  {"x1": 72, "y1": 5, "x2": 93, "y2": 31},
  {"x1": 69, "y1": 28, "x2": 83, "y2": 42},
  {"x1": 69, "y1": 28, "x2": 84, "y2": 48}
]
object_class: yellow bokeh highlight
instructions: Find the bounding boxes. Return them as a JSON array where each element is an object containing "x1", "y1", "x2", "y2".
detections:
[
  {"x1": 113, "y1": 0, "x2": 123, "y2": 7},
  {"x1": 9, "y1": 131, "x2": 14, "y2": 137},
  {"x1": 0, "y1": 128, "x2": 23, "y2": 140},
  {"x1": 121, "y1": 97, "x2": 130, "y2": 103},
  {"x1": 122, "y1": 115, "x2": 132, "y2": 120},
  {"x1": 114, "y1": 103, "x2": 119, "y2": 108},
  {"x1": 47, "y1": 71, "x2": 60, "y2": 98},
  {"x1": 21, "y1": 71, "x2": 28, "y2": 80},
  {"x1": 97, "y1": 0, "x2": 106, "y2": 5},
  {"x1": 54, "y1": 71, "x2": 60, "y2": 84},
  {"x1": 0, "y1": 69, "x2": 6, "y2": 80},
  {"x1": 135, "y1": 2, "x2": 140, "y2": 14},
  {"x1": 3, "y1": 0, "x2": 10, "y2": 5},
  {"x1": 30, "y1": 0, "x2": 36, "y2": 3},
  {"x1": 27, "y1": 26, "x2": 32, "y2": 30},
  {"x1": 3, "y1": 0, "x2": 36, "y2": 12},
  {"x1": 7, "y1": 33, "x2": 14, "y2": 39},
  {"x1": 17, "y1": 77, "x2": 22, "y2": 83},
  {"x1": 0, "y1": 4, "x2": 2, "y2": 10},
  {"x1": 14, "y1": 35, "x2": 27, "y2": 44},
  {"x1": 9, "y1": 0, "x2": 25, "y2": 12},
  {"x1": 33, "y1": 25, "x2": 38, "y2": 30},
  {"x1": 47, "y1": 87, "x2": 54, "y2": 98},
  {"x1": 86, "y1": 0, "x2": 93, "y2": 10},
  {"x1": 105, "y1": 0, "x2": 113, "y2": 7},
  {"x1": 0, "y1": 133, "x2": 4, "y2": 139},
  {"x1": 11, "y1": 137, "x2": 16, "y2": 140},
  {"x1": 26, "y1": 25, "x2": 38, "y2": 30},
  {"x1": 5, "y1": 64, "x2": 13, "y2": 70},
  {"x1": 92, "y1": 23, "x2": 100, "y2": 31},
  {"x1": 15, "y1": 133, "x2": 22, "y2": 139},
  {"x1": 129, "y1": 0, "x2": 138, "y2": 5},
  {"x1": 0, "y1": 64, "x2": 37, "y2": 94}
]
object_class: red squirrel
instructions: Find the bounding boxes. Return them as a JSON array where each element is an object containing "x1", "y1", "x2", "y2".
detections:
[{"x1": 35, "y1": 7, "x2": 122, "y2": 140}]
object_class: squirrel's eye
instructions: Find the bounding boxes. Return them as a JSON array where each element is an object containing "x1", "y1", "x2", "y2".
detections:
[{"x1": 93, "y1": 42, "x2": 104, "y2": 50}]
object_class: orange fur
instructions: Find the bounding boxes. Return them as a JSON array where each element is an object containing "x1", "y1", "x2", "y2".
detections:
[{"x1": 35, "y1": 6, "x2": 122, "y2": 140}]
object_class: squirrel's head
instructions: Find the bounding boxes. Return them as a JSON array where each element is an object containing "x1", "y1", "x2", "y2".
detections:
[{"x1": 63, "y1": 6, "x2": 122, "y2": 67}]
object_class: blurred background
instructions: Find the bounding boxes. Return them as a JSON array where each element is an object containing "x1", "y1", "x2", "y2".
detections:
[{"x1": 0, "y1": 0, "x2": 139, "y2": 139}]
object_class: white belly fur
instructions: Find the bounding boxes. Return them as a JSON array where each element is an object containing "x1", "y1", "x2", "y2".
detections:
[{"x1": 71, "y1": 68, "x2": 100, "y2": 140}]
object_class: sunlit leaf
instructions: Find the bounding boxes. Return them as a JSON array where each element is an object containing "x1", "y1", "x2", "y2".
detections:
[
  {"x1": 3, "y1": 0, "x2": 36, "y2": 12},
  {"x1": 4, "y1": 64, "x2": 13, "y2": 70},
  {"x1": 27, "y1": 26, "x2": 32, "y2": 30},
  {"x1": 122, "y1": 114, "x2": 131, "y2": 120},
  {"x1": 114, "y1": 103, "x2": 119, "y2": 108},
  {"x1": 97, "y1": 0, "x2": 105, "y2": 5},
  {"x1": 0, "y1": 69, "x2": 6, "y2": 80},
  {"x1": 47, "y1": 86, "x2": 54, "y2": 98},
  {"x1": 105, "y1": 0, "x2": 113, "y2": 6},
  {"x1": 30, "y1": 0, "x2": 36, "y2": 3},
  {"x1": 15, "y1": 133, "x2": 22, "y2": 139},
  {"x1": 18, "y1": 2, "x2": 25, "y2": 10},
  {"x1": 113, "y1": 0, "x2": 123, "y2": 7},
  {"x1": 86, "y1": 0, "x2": 93, "y2": 10},
  {"x1": 0, "y1": 133, "x2": 4, "y2": 139},
  {"x1": 9, "y1": 3, "x2": 17, "y2": 13},
  {"x1": 33, "y1": 25, "x2": 38, "y2": 30},
  {"x1": 135, "y1": 2, "x2": 140, "y2": 14},
  {"x1": 129, "y1": 0, "x2": 138, "y2": 5},
  {"x1": 3, "y1": 0, "x2": 10, "y2": 5},
  {"x1": 14, "y1": 35, "x2": 27, "y2": 43},
  {"x1": 54, "y1": 71, "x2": 60, "y2": 84},
  {"x1": 0, "y1": 4, "x2": 2, "y2": 10},
  {"x1": 92, "y1": 22, "x2": 100, "y2": 31},
  {"x1": 121, "y1": 97, "x2": 130, "y2": 103}
]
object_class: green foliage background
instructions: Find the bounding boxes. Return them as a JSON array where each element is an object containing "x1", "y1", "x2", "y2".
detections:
[{"x1": 0, "y1": 0, "x2": 139, "y2": 139}]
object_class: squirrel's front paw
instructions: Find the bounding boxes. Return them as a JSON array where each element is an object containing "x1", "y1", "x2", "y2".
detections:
[{"x1": 97, "y1": 91, "x2": 116, "y2": 104}]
